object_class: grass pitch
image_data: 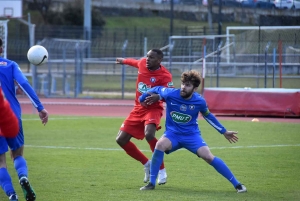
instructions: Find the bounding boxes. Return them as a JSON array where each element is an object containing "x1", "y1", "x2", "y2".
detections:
[{"x1": 1, "y1": 115, "x2": 299, "y2": 201}]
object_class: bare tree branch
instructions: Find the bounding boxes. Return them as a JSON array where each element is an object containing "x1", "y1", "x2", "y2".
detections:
[{"x1": 32, "y1": 0, "x2": 53, "y2": 24}]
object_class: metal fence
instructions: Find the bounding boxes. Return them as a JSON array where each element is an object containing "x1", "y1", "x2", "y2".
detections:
[{"x1": 5, "y1": 22, "x2": 300, "y2": 98}]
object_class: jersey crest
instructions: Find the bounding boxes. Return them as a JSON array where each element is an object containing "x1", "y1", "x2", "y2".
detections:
[
  {"x1": 180, "y1": 104, "x2": 187, "y2": 111},
  {"x1": 150, "y1": 77, "x2": 156, "y2": 83}
]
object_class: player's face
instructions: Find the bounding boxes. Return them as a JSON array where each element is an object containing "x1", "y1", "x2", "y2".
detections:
[
  {"x1": 180, "y1": 82, "x2": 195, "y2": 99},
  {"x1": 146, "y1": 50, "x2": 162, "y2": 70}
]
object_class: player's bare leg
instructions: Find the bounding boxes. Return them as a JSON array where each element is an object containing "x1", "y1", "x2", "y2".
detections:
[
  {"x1": 116, "y1": 131, "x2": 150, "y2": 182},
  {"x1": 145, "y1": 124, "x2": 167, "y2": 185}
]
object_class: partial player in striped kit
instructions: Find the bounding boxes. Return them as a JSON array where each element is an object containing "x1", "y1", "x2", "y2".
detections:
[
  {"x1": 0, "y1": 38, "x2": 49, "y2": 201},
  {"x1": 139, "y1": 70, "x2": 247, "y2": 193}
]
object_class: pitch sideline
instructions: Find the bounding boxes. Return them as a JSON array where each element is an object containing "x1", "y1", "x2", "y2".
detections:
[{"x1": 25, "y1": 144, "x2": 300, "y2": 151}]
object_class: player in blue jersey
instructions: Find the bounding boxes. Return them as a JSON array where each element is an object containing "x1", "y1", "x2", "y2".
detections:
[
  {"x1": 0, "y1": 38, "x2": 49, "y2": 201},
  {"x1": 139, "y1": 70, "x2": 247, "y2": 193}
]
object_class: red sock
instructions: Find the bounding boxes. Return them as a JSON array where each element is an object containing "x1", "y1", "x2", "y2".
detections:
[
  {"x1": 148, "y1": 138, "x2": 165, "y2": 170},
  {"x1": 0, "y1": 88, "x2": 19, "y2": 138},
  {"x1": 121, "y1": 141, "x2": 149, "y2": 165}
]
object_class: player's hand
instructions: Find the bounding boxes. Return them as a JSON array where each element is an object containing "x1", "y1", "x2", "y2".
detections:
[
  {"x1": 116, "y1": 58, "x2": 124, "y2": 64},
  {"x1": 223, "y1": 131, "x2": 238, "y2": 143},
  {"x1": 144, "y1": 93, "x2": 160, "y2": 105},
  {"x1": 39, "y1": 109, "x2": 49, "y2": 126},
  {"x1": 140, "y1": 101, "x2": 148, "y2": 108}
]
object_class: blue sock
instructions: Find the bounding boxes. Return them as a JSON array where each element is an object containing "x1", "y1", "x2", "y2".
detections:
[
  {"x1": 14, "y1": 156, "x2": 28, "y2": 179},
  {"x1": 210, "y1": 157, "x2": 240, "y2": 188},
  {"x1": 149, "y1": 149, "x2": 164, "y2": 186},
  {"x1": 0, "y1": 168, "x2": 16, "y2": 196}
]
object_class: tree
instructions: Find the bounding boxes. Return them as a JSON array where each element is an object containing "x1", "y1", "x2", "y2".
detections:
[
  {"x1": 46, "y1": 0, "x2": 105, "y2": 27},
  {"x1": 32, "y1": 0, "x2": 53, "y2": 24}
]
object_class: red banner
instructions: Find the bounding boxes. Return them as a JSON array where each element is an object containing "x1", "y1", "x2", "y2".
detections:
[{"x1": 204, "y1": 88, "x2": 300, "y2": 117}]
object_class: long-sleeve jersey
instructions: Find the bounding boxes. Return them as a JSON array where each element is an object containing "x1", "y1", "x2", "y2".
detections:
[
  {"x1": 0, "y1": 57, "x2": 44, "y2": 119},
  {"x1": 123, "y1": 58, "x2": 173, "y2": 111},
  {"x1": 139, "y1": 87, "x2": 227, "y2": 136}
]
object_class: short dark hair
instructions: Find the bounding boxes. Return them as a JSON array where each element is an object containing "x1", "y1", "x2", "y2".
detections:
[
  {"x1": 150, "y1": 49, "x2": 163, "y2": 59},
  {"x1": 181, "y1": 70, "x2": 201, "y2": 88}
]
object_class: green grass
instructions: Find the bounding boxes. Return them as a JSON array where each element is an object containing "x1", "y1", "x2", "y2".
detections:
[
  {"x1": 104, "y1": 16, "x2": 245, "y2": 31},
  {"x1": 104, "y1": 16, "x2": 199, "y2": 29},
  {"x1": 1, "y1": 115, "x2": 300, "y2": 200}
]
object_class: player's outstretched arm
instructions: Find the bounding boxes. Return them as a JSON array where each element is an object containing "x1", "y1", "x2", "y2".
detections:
[
  {"x1": 223, "y1": 131, "x2": 239, "y2": 144},
  {"x1": 116, "y1": 58, "x2": 124, "y2": 64},
  {"x1": 39, "y1": 109, "x2": 49, "y2": 126}
]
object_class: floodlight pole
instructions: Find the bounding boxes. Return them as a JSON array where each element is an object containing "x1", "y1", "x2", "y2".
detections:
[
  {"x1": 84, "y1": 0, "x2": 91, "y2": 58},
  {"x1": 218, "y1": 0, "x2": 222, "y2": 36},
  {"x1": 170, "y1": 0, "x2": 174, "y2": 36},
  {"x1": 18, "y1": 14, "x2": 36, "y2": 91}
]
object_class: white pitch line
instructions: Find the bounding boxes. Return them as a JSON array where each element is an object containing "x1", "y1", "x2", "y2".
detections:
[
  {"x1": 20, "y1": 101, "x2": 133, "y2": 107},
  {"x1": 22, "y1": 116, "x2": 123, "y2": 121},
  {"x1": 25, "y1": 144, "x2": 300, "y2": 152}
]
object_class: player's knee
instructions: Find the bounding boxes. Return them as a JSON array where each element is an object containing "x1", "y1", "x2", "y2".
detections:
[
  {"x1": 10, "y1": 150, "x2": 24, "y2": 161},
  {"x1": 0, "y1": 153, "x2": 7, "y2": 167},
  {"x1": 145, "y1": 133, "x2": 155, "y2": 141},
  {"x1": 116, "y1": 136, "x2": 125, "y2": 146},
  {"x1": 116, "y1": 131, "x2": 131, "y2": 146},
  {"x1": 155, "y1": 140, "x2": 167, "y2": 151},
  {"x1": 201, "y1": 154, "x2": 214, "y2": 164}
]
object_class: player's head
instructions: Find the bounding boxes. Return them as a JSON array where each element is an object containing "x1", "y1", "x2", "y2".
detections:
[
  {"x1": 0, "y1": 38, "x2": 3, "y2": 54},
  {"x1": 146, "y1": 49, "x2": 163, "y2": 70},
  {"x1": 180, "y1": 70, "x2": 201, "y2": 99}
]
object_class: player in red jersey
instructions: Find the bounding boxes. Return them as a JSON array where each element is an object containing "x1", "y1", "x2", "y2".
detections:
[
  {"x1": 116, "y1": 49, "x2": 173, "y2": 185},
  {"x1": 0, "y1": 87, "x2": 19, "y2": 138}
]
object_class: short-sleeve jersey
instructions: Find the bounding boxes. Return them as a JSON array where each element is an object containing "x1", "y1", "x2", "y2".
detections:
[{"x1": 123, "y1": 57, "x2": 173, "y2": 111}]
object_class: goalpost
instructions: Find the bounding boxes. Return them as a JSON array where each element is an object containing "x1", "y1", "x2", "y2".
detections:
[
  {"x1": 167, "y1": 34, "x2": 236, "y2": 95},
  {"x1": 0, "y1": 20, "x2": 9, "y2": 58},
  {"x1": 226, "y1": 26, "x2": 300, "y2": 88}
]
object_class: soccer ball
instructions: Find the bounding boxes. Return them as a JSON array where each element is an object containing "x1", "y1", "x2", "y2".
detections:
[{"x1": 27, "y1": 45, "x2": 48, "y2": 66}]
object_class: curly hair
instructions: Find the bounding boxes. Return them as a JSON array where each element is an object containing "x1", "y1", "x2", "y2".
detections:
[{"x1": 181, "y1": 70, "x2": 202, "y2": 88}]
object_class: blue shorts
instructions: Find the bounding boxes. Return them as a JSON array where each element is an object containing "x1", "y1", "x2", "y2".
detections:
[
  {"x1": 162, "y1": 130, "x2": 207, "y2": 155},
  {"x1": 0, "y1": 119, "x2": 24, "y2": 154}
]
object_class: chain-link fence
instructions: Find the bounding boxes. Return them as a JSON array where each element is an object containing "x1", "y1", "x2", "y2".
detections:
[{"x1": 4, "y1": 22, "x2": 300, "y2": 98}]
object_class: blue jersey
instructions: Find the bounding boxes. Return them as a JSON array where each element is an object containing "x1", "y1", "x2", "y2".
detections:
[
  {"x1": 0, "y1": 57, "x2": 44, "y2": 119},
  {"x1": 140, "y1": 87, "x2": 226, "y2": 136}
]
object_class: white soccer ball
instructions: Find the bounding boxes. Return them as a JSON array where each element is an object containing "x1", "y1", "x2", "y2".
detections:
[{"x1": 27, "y1": 45, "x2": 48, "y2": 66}]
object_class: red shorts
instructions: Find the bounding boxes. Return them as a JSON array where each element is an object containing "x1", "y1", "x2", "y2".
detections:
[{"x1": 120, "y1": 108, "x2": 163, "y2": 140}]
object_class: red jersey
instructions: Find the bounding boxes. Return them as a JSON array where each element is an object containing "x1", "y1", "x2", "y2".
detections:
[
  {"x1": 123, "y1": 58, "x2": 173, "y2": 111},
  {"x1": 0, "y1": 87, "x2": 19, "y2": 138}
]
